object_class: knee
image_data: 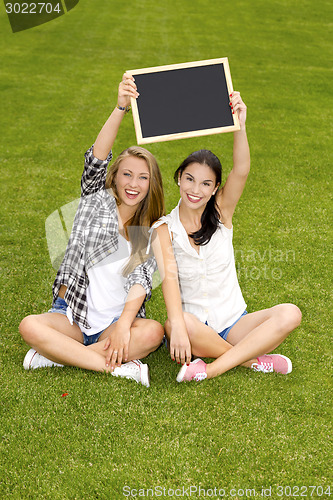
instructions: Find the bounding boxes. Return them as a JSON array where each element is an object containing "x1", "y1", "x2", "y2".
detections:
[
  {"x1": 164, "y1": 316, "x2": 193, "y2": 338},
  {"x1": 276, "y1": 304, "x2": 302, "y2": 332},
  {"x1": 19, "y1": 314, "x2": 44, "y2": 345},
  {"x1": 164, "y1": 312, "x2": 198, "y2": 342},
  {"x1": 288, "y1": 304, "x2": 302, "y2": 329},
  {"x1": 183, "y1": 312, "x2": 198, "y2": 341},
  {"x1": 19, "y1": 315, "x2": 39, "y2": 344},
  {"x1": 164, "y1": 318, "x2": 171, "y2": 336},
  {"x1": 144, "y1": 320, "x2": 164, "y2": 348}
]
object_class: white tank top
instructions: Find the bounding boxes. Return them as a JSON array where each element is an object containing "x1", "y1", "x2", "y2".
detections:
[
  {"x1": 152, "y1": 201, "x2": 246, "y2": 332},
  {"x1": 81, "y1": 234, "x2": 132, "y2": 335}
]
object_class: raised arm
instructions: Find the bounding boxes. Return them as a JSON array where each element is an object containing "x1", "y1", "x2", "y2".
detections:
[
  {"x1": 217, "y1": 91, "x2": 250, "y2": 227},
  {"x1": 93, "y1": 73, "x2": 139, "y2": 160},
  {"x1": 152, "y1": 224, "x2": 192, "y2": 366}
]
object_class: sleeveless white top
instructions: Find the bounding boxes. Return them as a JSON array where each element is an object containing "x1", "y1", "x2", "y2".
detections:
[
  {"x1": 152, "y1": 200, "x2": 246, "y2": 332},
  {"x1": 81, "y1": 234, "x2": 132, "y2": 335}
]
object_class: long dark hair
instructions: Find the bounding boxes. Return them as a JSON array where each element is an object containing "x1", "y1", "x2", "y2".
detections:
[{"x1": 174, "y1": 150, "x2": 222, "y2": 246}]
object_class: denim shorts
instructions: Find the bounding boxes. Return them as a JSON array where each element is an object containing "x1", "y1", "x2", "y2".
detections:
[
  {"x1": 217, "y1": 310, "x2": 248, "y2": 340},
  {"x1": 48, "y1": 297, "x2": 119, "y2": 346}
]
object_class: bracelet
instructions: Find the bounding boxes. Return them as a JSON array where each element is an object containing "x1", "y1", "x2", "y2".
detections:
[{"x1": 116, "y1": 104, "x2": 131, "y2": 114}]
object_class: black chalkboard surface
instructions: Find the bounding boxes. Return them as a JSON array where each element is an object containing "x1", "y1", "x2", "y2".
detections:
[{"x1": 128, "y1": 58, "x2": 240, "y2": 144}]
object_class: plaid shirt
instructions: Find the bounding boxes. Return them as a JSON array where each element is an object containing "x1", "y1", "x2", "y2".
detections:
[{"x1": 52, "y1": 146, "x2": 157, "y2": 330}]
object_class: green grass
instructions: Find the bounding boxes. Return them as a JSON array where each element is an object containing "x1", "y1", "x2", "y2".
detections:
[{"x1": 0, "y1": 0, "x2": 332, "y2": 498}]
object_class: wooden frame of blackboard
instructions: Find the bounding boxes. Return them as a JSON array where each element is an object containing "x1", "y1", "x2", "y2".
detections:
[{"x1": 127, "y1": 58, "x2": 240, "y2": 145}]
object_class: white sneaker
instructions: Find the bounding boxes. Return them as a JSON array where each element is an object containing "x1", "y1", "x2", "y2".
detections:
[
  {"x1": 23, "y1": 349, "x2": 64, "y2": 370},
  {"x1": 111, "y1": 360, "x2": 150, "y2": 387}
]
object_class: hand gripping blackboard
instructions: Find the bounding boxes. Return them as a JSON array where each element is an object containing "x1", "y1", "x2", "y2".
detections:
[{"x1": 128, "y1": 58, "x2": 240, "y2": 144}]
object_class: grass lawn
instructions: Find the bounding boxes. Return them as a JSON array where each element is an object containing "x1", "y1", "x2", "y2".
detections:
[{"x1": 0, "y1": 0, "x2": 332, "y2": 498}]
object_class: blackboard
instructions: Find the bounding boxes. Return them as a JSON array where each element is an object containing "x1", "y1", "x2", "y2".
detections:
[{"x1": 128, "y1": 58, "x2": 240, "y2": 144}]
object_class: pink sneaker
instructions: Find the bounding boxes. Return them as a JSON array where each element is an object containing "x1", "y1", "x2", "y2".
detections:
[
  {"x1": 251, "y1": 354, "x2": 292, "y2": 374},
  {"x1": 176, "y1": 358, "x2": 207, "y2": 382}
]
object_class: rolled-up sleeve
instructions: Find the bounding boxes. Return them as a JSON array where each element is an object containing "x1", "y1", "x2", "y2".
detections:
[
  {"x1": 81, "y1": 145, "x2": 113, "y2": 196},
  {"x1": 125, "y1": 256, "x2": 157, "y2": 301}
]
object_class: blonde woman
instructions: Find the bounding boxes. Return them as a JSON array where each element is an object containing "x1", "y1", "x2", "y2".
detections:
[{"x1": 19, "y1": 74, "x2": 165, "y2": 386}]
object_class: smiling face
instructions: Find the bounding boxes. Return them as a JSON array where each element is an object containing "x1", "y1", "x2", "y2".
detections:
[
  {"x1": 114, "y1": 156, "x2": 150, "y2": 209},
  {"x1": 179, "y1": 162, "x2": 219, "y2": 210}
]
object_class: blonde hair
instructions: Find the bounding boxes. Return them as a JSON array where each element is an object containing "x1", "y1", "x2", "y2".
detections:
[{"x1": 105, "y1": 146, "x2": 165, "y2": 275}]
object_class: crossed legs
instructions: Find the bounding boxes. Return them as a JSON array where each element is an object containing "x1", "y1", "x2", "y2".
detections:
[
  {"x1": 165, "y1": 303, "x2": 302, "y2": 379},
  {"x1": 19, "y1": 313, "x2": 164, "y2": 373}
]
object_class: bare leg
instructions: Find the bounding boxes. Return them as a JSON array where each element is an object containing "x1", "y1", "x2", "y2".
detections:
[
  {"x1": 19, "y1": 313, "x2": 163, "y2": 372},
  {"x1": 165, "y1": 313, "x2": 256, "y2": 368},
  {"x1": 204, "y1": 304, "x2": 302, "y2": 379},
  {"x1": 89, "y1": 318, "x2": 164, "y2": 361}
]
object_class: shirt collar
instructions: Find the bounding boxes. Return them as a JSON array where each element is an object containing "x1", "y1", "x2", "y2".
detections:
[{"x1": 168, "y1": 200, "x2": 201, "y2": 258}]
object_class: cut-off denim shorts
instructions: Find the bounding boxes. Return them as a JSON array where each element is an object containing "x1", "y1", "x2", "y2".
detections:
[
  {"x1": 206, "y1": 310, "x2": 248, "y2": 341},
  {"x1": 218, "y1": 310, "x2": 248, "y2": 340},
  {"x1": 48, "y1": 297, "x2": 119, "y2": 346}
]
